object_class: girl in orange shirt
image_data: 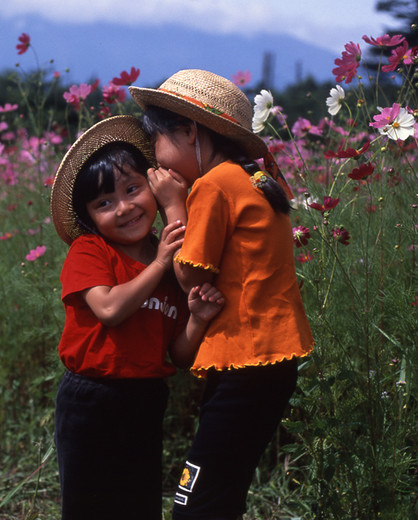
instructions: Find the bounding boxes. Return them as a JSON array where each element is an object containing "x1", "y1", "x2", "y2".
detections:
[{"x1": 130, "y1": 70, "x2": 314, "y2": 520}]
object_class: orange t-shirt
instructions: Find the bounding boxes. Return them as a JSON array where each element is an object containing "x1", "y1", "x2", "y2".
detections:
[{"x1": 175, "y1": 161, "x2": 314, "y2": 377}]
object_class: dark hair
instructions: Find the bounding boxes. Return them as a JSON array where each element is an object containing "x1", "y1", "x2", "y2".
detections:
[
  {"x1": 72, "y1": 142, "x2": 150, "y2": 233},
  {"x1": 143, "y1": 105, "x2": 290, "y2": 214}
]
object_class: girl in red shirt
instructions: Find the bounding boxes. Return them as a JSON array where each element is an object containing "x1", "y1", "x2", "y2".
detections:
[
  {"x1": 129, "y1": 70, "x2": 314, "y2": 520},
  {"x1": 50, "y1": 115, "x2": 224, "y2": 520}
]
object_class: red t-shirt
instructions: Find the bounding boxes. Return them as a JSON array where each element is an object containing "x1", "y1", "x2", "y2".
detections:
[{"x1": 58, "y1": 234, "x2": 188, "y2": 378}]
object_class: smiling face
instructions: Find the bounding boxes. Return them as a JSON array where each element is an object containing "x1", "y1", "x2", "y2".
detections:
[{"x1": 86, "y1": 164, "x2": 157, "y2": 249}]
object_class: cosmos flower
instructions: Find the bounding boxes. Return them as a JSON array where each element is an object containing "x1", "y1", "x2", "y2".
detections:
[
  {"x1": 25, "y1": 245, "x2": 46, "y2": 261},
  {"x1": 332, "y1": 227, "x2": 351, "y2": 245},
  {"x1": 232, "y1": 70, "x2": 252, "y2": 87},
  {"x1": 370, "y1": 103, "x2": 415, "y2": 141},
  {"x1": 112, "y1": 67, "x2": 140, "y2": 86},
  {"x1": 308, "y1": 196, "x2": 340, "y2": 214},
  {"x1": 382, "y1": 41, "x2": 413, "y2": 72},
  {"x1": 0, "y1": 103, "x2": 19, "y2": 113},
  {"x1": 63, "y1": 83, "x2": 93, "y2": 110},
  {"x1": 326, "y1": 85, "x2": 345, "y2": 115},
  {"x1": 16, "y1": 33, "x2": 30, "y2": 55},
  {"x1": 102, "y1": 83, "x2": 127, "y2": 104},
  {"x1": 332, "y1": 41, "x2": 361, "y2": 84},
  {"x1": 348, "y1": 162, "x2": 375, "y2": 180},
  {"x1": 296, "y1": 251, "x2": 314, "y2": 263},
  {"x1": 293, "y1": 226, "x2": 311, "y2": 247},
  {"x1": 362, "y1": 34, "x2": 405, "y2": 47},
  {"x1": 252, "y1": 89, "x2": 274, "y2": 133},
  {"x1": 324, "y1": 141, "x2": 370, "y2": 159}
]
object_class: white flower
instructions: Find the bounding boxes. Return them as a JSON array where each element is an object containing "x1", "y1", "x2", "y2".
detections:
[
  {"x1": 379, "y1": 107, "x2": 415, "y2": 141},
  {"x1": 252, "y1": 111, "x2": 266, "y2": 133},
  {"x1": 326, "y1": 85, "x2": 345, "y2": 116},
  {"x1": 252, "y1": 89, "x2": 274, "y2": 132}
]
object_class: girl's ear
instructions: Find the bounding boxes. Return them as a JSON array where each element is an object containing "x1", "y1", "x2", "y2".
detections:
[{"x1": 184, "y1": 121, "x2": 198, "y2": 144}]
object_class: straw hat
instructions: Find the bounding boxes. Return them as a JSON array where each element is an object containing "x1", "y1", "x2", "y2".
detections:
[
  {"x1": 50, "y1": 115, "x2": 156, "y2": 245},
  {"x1": 129, "y1": 69, "x2": 268, "y2": 159}
]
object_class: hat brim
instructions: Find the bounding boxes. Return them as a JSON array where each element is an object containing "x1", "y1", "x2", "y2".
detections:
[
  {"x1": 129, "y1": 86, "x2": 268, "y2": 159},
  {"x1": 50, "y1": 115, "x2": 156, "y2": 245}
]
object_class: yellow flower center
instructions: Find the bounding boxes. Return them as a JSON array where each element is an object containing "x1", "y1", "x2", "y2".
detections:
[{"x1": 392, "y1": 122, "x2": 400, "y2": 129}]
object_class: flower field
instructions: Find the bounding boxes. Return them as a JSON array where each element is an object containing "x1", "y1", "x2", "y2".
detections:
[{"x1": 0, "y1": 32, "x2": 416, "y2": 519}]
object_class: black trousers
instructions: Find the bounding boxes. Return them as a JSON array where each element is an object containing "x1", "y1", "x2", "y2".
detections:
[
  {"x1": 55, "y1": 371, "x2": 168, "y2": 520},
  {"x1": 172, "y1": 359, "x2": 298, "y2": 520}
]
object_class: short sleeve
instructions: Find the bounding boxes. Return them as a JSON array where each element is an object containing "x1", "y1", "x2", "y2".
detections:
[
  {"x1": 60, "y1": 235, "x2": 116, "y2": 302},
  {"x1": 175, "y1": 179, "x2": 230, "y2": 273}
]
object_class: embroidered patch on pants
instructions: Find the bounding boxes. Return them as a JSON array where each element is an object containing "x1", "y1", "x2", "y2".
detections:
[{"x1": 178, "y1": 460, "x2": 201, "y2": 493}]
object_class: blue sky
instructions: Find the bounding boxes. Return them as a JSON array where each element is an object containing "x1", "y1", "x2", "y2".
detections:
[{"x1": 0, "y1": 0, "x2": 398, "y2": 89}]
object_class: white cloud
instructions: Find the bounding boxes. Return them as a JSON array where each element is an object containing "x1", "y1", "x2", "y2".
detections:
[{"x1": 0, "y1": 0, "x2": 397, "y2": 53}]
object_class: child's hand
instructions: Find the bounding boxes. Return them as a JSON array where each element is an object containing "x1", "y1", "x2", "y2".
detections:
[
  {"x1": 188, "y1": 283, "x2": 225, "y2": 323},
  {"x1": 155, "y1": 220, "x2": 185, "y2": 270},
  {"x1": 148, "y1": 167, "x2": 188, "y2": 211}
]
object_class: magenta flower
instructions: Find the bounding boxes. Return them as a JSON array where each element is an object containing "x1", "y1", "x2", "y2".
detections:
[
  {"x1": 25, "y1": 245, "x2": 46, "y2": 261},
  {"x1": 348, "y1": 162, "x2": 375, "y2": 180},
  {"x1": 332, "y1": 41, "x2": 362, "y2": 84},
  {"x1": 370, "y1": 103, "x2": 415, "y2": 140},
  {"x1": 102, "y1": 83, "x2": 126, "y2": 104},
  {"x1": 362, "y1": 34, "x2": 405, "y2": 47},
  {"x1": 231, "y1": 70, "x2": 252, "y2": 87},
  {"x1": 16, "y1": 33, "x2": 30, "y2": 55},
  {"x1": 0, "y1": 103, "x2": 19, "y2": 113},
  {"x1": 324, "y1": 141, "x2": 370, "y2": 159},
  {"x1": 296, "y1": 251, "x2": 314, "y2": 263},
  {"x1": 332, "y1": 227, "x2": 351, "y2": 245},
  {"x1": 63, "y1": 83, "x2": 93, "y2": 110},
  {"x1": 112, "y1": 67, "x2": 140, "y2": 86},
  {"x1": 293, "y1": 226, "x2": 311, "y2": 247},
  {"x1": 382, "y1": 41, "x2": 413, "y2": 72},
  {"x1": 308, "y1": 196, "x2": 340, "y2": 214}
]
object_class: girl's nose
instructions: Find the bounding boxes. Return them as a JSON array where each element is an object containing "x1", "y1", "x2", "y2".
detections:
[{"x1": 116, "y1": 199, "x2": 133, "y2": 216}]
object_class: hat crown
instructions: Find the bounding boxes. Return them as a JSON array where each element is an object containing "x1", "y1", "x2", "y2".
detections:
[{"x1": 158, "y1": 69, "x2": 253, "y2": 131}]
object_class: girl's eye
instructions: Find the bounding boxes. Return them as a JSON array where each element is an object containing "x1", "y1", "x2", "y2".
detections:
[
  {"x1": 97, "y1": 199, "x2": 111, "y2": 208},
  {"x1": 127, "y1": 185, "x2": 139, "y2": 194}
]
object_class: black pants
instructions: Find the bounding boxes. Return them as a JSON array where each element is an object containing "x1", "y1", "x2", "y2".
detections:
[
  {"x1": 55, "y1": 371, "x2": 168, "y2": 520},
  {"x1": 172, "y1": 359, "x2": 298, "y2": 520}
]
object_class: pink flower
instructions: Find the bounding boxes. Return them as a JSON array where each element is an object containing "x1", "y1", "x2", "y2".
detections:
[
  {"x1": 25, "y1": 245, "x2": 46, "y2": 261},
  {"x1": 0, "y1": 232, "x2": 14, "y2": 241},
  {"x1": 102, "y1": 83, "x2": 126, "y2": 104},
  {"x1": 362, "y1": 34, "x2": 405, "y2": 47},
  {"x1": 231, "y1": 70, "x2": 252, "y2": 87},
  {"x1": 308, "y1": 196, "x2": 340, "y2": 214},
  {"x1": 293, "y1": 226, "x2": 311, "y2": 247},
  {"x1": 332, "y1": 41, "x2": 361, "y2": 84},
  {"x1": 370, "y1": 103, "x2": 415, "y2": 140},
  {"x1": 348, "y1": 162, "x2": 375, "y2": 180},
  {"x1": 53, "y1": 71, "x2": 61, "y2": 79},
  {"x1": 0, "y1": 103, "x2": 19, "y2": 113},
  {"x1": 382, "y1": 41, "x2": 413, "y2": 72},
  {"x1": 332, "y1": 227, "x2": 351, "y2": 245},
  {"x1": 16, "y1": 33, "x2": 30, "y2": 55},
  {"x1": 296, "y1": 251, "x2": 314, "y2": 263},
  {"x1": 63, "y1": 83, "x2": 93, "y2": 110},
  {"x1": 292, "y1": 117, "x2": 323, "y2": 137},
  {"x1": 112, "y1": 67, "x2": 140, "y2": 86}
]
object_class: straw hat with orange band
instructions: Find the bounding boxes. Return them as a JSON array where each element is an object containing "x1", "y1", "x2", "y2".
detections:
[{"x1": 129, "y1": 69, "x2": 293, "y2": 199}]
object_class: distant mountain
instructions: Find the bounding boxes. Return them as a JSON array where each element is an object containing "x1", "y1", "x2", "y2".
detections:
[{"x1": 1, "y1": 15, "x2": 336, "y2": 90}]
